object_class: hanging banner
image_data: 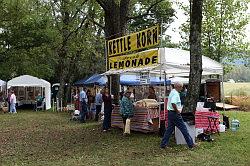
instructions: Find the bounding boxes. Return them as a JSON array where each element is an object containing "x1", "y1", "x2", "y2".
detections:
[
  {"x1": 109, "y1": 50, "x2": 159, "y2": 70},
  {"x1": 107, "y1": 25, "x2": 159, "y2": 57}
]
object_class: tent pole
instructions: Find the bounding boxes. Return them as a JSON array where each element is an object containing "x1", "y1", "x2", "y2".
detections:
[
  {"x1": 5, "y1": 80, "x2": 8, "y2": 98},
  {"x1": 158, "y1": 18, "x2": 163, "y2": 129},
  {"x1": 60, "y1": 98, "x2": 63, "y2": 112},
  {"x1": 164, "y1": 71, "x2": 166, "y2": 122},
  {"x1": 221, "y1": 74, "x2": 225, "y2": 114},
  {"x1": 105, "y1": 39, "x2": 112, "y2": 94},
  {"x1": 52, "y1": 98, "x2": 54, "y2": 112}
]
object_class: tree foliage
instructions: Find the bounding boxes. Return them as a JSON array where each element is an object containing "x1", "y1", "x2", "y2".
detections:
[
  {"x1": 0, "y1": 0, "x2": 56, "y2": 80},
  {"x1": 0, "y1": 0, "x2": 175, "y2": 104},
  {"x1": 183, "y1": 0, "x2": 203, "y2": 113},
  {"x1": 47, "y1": 0, "x2": 107, "y2": 101},
  {"x1": 179, "y1": 0, "x2": 249, "y2": 63}
]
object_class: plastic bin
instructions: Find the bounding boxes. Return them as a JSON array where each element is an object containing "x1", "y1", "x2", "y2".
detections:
[
  {"x1": 175, "y1": 122, "x2": 196, "y2": 145},
  {"x1": 219, "y1": 124, "x2": 226, "y2": 132}
]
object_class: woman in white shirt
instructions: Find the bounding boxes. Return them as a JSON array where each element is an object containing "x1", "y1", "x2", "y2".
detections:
[{"x1": 10, "y1": 90, "x2": 17, "y2": 113}]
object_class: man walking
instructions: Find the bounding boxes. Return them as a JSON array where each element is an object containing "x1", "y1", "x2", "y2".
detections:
[{"x1": 160, "y1": 82, "x2": 195, "y2": 149}]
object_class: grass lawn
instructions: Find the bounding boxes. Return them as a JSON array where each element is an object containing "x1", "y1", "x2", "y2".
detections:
[{"x1": 0, "y1": 110, "x2": 249, "y2": 166}]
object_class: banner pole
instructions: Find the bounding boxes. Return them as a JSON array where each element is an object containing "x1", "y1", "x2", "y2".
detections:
[
  {"x1": 105, "y1": 38, "x2": 111, "y2": 94},
  {"x1": 105, "y1": 40, "x2": 108, "y2": 72}
]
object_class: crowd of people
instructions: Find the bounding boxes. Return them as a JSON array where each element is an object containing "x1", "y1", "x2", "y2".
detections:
[
  {"x1": 0, "y1": 88, "x2": 46, "y2": 113},
  {"x1": 72, "y1": 86, "x2": 136, "y2": 133},
  {"x1": 72, "y1": 83, "x2": 197, "y2": 149},
  {"x1": 72, "y1": 86, "x2": 157, "y2": 134},
  {"x1": 1, "y1": 83, "x2": 197, "y2": 149}
]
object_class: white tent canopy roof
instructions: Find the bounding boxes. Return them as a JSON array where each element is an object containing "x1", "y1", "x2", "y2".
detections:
[
  {"x1": 169, "y1": 77, "x2": 206, "y2": 84},
  {"x1": 7, "y1": 75, "x2": 51, "y2": 110},
  {"x1": 105, "y1": 48, "x2": 223, "y2": 76},
  {"x1": 8, "y1": 75, "x2": 46, "y2": 88},
  {"x1": 161, "y1": 48, "x2": 223, "y2": 76},
  {"x1": 0, "y1": 79, "x2": 6, "y2": 86}
]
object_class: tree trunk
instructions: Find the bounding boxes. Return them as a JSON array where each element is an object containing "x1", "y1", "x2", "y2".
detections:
[
  {"x1": 57, "y1": 0, "x2": 70, "y2": 106},
  {"x1": 183, "y1": 0, "x2": 203, "y2": 113},
  {"x1": 65, "y1": 50, "x2": 81, "y2": 105},
  {"x1": 100, "y1": 0, "x2": 130, "y2": 104}
]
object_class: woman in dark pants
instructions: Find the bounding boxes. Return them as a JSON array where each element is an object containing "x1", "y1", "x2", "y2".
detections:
[
  {"x1": 120, "y1": 90, "x2": 134, "y2": 133},
  {"x1": 102, "y1": 88, "x2": 113, "y2": 132}
]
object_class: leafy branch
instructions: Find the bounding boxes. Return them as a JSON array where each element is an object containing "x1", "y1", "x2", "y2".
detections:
[{"x1": 127, "y1": 0, "x2": 164, "y2": 20}]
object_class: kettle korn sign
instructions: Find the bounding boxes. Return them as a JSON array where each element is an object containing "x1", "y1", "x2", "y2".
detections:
[
  {"x1": 107, "y1": 25, "x2": 159, "y2": 57},
  {"x1": 109, "y1": 50, "x2": 159, "y2": 70}
]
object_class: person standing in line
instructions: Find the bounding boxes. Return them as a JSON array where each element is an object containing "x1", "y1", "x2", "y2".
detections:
[
  {"x1": 95, "y1": 89, "x2": 103, "y2": 121},
  {"x1": 102, "y1": 87, "x2": 112, "y2": 132},
  {"x1": 180, "y1": 86, "x2": 187, "y2": 105},
  {"x1": 10, "y1": 90, "x2": 17, "y2": 113},
  {"x1": 120, "y1": 90, "x2": 134, "y2": 133},
  {"x1": 7, "y1": 89, "x2": 11, "y2": 112},
  {"x1": 119, "y1": 91, "x2": 124, "y2": 101},
  {"x1": 148, "y1": 86, "x2": 157, "y2": 100},
  {"x1": 160, "y1": 82, "x2": 196, "y2": 149},
  {"x1": 87, "y1": 90, "x2": 95, "y2": 120},
  {"x1": 79, "y1": 87, "x2": 88, "y2": 123},
  {"x1": 73, "y1": 89, "x2": 80, "y2": 111}
]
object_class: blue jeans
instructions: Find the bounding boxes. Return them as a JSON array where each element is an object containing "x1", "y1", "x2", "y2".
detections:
[
  {"x1": 10, "y1": 103, "x2": 16, "y2": 113},
  {"x1": 80, "y1": 101, "x2": 88, "y2": 122},
  {"x1": 160, "y1": 111, "x2": 194, "y2": 148}
]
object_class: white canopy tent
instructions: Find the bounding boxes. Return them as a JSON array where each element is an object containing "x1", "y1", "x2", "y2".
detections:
[
  {"x1": 105, "y1": 47, "x2": 224, "y2": 105},
  {"x1": 0, "y1": 79, "x2": 6, "y2": 92},
  {"x1": 105, "y1": 47, "x2": 223, "y2": 76},
  {"x1": 7, "y1": 75, "x2": 51, "y2": 110},
  {"x1": 160, "y1": 48, "x2": 223, "y2": 76},
  {"x1": 105, "y1": 47, "x2": 225, "y2": 130},
  {"x1": 0, "y1": 80, "x2": 6, "y2": 86},
  {"x1": 40, "y1": 79, "x2": 51, "y2": 110},
  {"x1": 169, "y1": 77, "x2": 206, "y2": 84}
]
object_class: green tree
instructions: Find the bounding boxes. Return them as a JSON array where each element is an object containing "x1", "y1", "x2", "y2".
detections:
[
  {"x1": 0, "y1": 0, "x2": 56, "y2": 81},
  {"x1": 182, "y1": 0, "x2": 203, "y2": 113},
  {"x1": 0, "y1": 0, "x2": 175, "y2": 104},
  {"x1": 48, "y1": 0, "x2": 106, "y2": 102},
  {"x1": 95, "y1": 0, "x2": 174, "y2": 103},
  {"x1": 179, "y1": 0, "x2": 249, "y2": 63}
]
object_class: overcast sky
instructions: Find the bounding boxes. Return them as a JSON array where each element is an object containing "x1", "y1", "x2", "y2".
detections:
[{"x1": 165, "y1": 0, "x2": 250, "y2": 43}]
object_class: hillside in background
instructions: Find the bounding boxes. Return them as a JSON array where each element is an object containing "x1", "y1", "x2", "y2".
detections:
[{"x1": 224, "y1": 65, "x2": 250, "y2": 82}]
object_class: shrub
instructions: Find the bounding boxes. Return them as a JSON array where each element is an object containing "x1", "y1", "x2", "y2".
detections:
[{"x1": 231, "y1": 96, "x2": 250, "y2": 111}]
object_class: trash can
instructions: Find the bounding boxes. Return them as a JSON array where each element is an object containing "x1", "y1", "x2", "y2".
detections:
[{"x1": 231, "y1": 119, "x2": 240, "y2": 132}]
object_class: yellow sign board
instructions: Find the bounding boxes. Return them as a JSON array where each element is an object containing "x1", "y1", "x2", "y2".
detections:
[
  {"x1": 109, "y1": 50, "x2": 159, "y2": 70},
  {"x1": 107, "y1": 25, "x2": 159, "y2": 57}
]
